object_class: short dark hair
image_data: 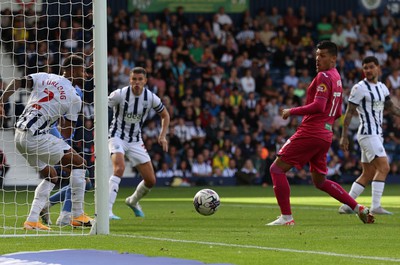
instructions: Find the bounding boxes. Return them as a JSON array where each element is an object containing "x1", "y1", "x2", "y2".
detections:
[
  {"x1": 62, "y1": 55, "x2": 84, "y2": 71},
  {"x1": 131, "y1": 67, "x2": 147, "y2": 77},
  {"x1": 362, "y1": 56, "x2": 379, "y2": 66},
  {"x1": 317, "y1": 41, "x2": 338, "y2": 57}
]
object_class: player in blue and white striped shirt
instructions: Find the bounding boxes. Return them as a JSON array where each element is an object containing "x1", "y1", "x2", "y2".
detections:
[
  {"x1": 339, "y1": 56, "x2": 400, "y2": 215},
  {"x1": 108, "y1": 67, "x2": 170, "y2": 220}
]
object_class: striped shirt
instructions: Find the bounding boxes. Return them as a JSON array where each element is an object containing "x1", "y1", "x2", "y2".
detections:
[
  {"x1": 16, "y1": 73, "x2": 81, "y2": 136},
  {"x1": 348, "y1": 79, "x2": 390, "y2": 136},
  {"x1": 108, "y1": 86, "x2": 164, "y2": 142}
]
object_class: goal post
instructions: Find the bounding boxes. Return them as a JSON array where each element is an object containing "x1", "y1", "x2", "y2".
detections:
[
  {"x1": 0, "y1": 0, "x2": 109, "y2": 236},
  {"x1": 92, "y1": 0, "x2": 109, "y2": 235}
]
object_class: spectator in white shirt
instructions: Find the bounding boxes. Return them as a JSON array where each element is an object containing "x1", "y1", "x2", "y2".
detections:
[
  {"x1": 283, "y1": 67, "x2": 299, "y2": 88},
  {"x1": 342, "y1": 22, "x2": 358, "y2": 45},
  {"x1": 386, "y1": 68, "x2": 400, "y2": 90},
  {"x1": 212, "y1": 14, "x2": 222, "y2": 40},
  {"x1": 192, "y1": 153, "x2": 213, "y2": 186},
  {"x1": 190, "y1": 117, "x2": 207, "y2": 140},
  {"x1": 143, "y1": 120, "x2": 160, "y2": 140},
  {"x1": 374, "y1": 45, "x2": 388, "y2": 66},
  {"x1": 155, "y1": 38, "x2": 172, "y2": 59},
  {"x1": 174, "y1": 160, "x2": 192, "y2": 179},
  {"x1": 236, "y1": 23, "x2": 255, "y2": 44},
  {"x1": 330, "y1": 24, "x2": 348, "y2": 49},
  {"x1": 128, "y1": 21, "x2": 142, "y2": 42},
  {"x1": 156, "y1": 162, "x2": 174, "y2": 179},
  {"x1": 216, "y1": 6, "x2": 233, "y2": 27},
  {"x1": 222, "y1": 159, "x2": 238, "y2": 178},
  {"x1": 240, "y1": 68, "x2": 256, "y2": 95},
  {"x1": 174, "y1": 116, "x2": 191, "y2": 144}
]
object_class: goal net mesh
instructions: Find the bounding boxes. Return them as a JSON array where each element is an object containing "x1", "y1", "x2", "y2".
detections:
[{"x1": 0, "y1": 0, "x2": 95, "y2": 236}]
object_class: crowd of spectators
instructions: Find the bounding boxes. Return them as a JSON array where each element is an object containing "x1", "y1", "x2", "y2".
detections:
[
  {"x1": 0, "y1": 5, "x2": 96, "y2": 179},
  {"x1": 2, "y1": 4, "x2": 400, "y2": 186},
  {"x1": 107, "y1": 5, "x2": 400, "y2": 187}
]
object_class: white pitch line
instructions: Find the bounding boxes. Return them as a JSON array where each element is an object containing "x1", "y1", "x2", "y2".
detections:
[
  {"x1": 225, "y1": 203, "x2": 400, "y2": 212},
  {"x1": 112, "y1": 234, "x2": 400, "y2": 263}
]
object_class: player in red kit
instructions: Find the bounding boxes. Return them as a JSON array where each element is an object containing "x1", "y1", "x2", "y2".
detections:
[{"x1": 267, "y1": 41, "x2": 375, "y2": 225}]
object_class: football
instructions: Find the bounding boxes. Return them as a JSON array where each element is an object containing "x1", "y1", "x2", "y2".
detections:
[{"x1": 193, "y1": 189, "x2": 220, "y2": 216}]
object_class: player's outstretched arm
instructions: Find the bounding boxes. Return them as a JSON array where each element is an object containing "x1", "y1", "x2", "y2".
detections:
[{"x1": 287, "y1": 97, "x2": 327, "y2": 118}]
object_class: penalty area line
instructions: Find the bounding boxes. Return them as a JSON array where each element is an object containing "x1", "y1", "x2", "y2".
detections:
[{"x1": 112, "y1": 234, "x2": 400, "y2": 263}]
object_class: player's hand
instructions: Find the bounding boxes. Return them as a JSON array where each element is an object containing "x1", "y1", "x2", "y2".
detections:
[
  {"x1": 282, "y1": 109, "x2": 291, "y2": 120},
  {"x1": 339, "y1": 137, "x2": 349, "y2": 151},
  {"x1": 158, "y1": 136, "x2": 168, "y2": 152}
]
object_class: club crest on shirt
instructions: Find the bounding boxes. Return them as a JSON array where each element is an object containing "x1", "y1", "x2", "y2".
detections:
[{"x1": 317, "y1": 83, "x2": 327, "y2": 92}]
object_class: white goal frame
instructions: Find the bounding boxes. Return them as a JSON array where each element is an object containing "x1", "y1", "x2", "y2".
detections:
[
  {"x1": 0, "y1": 0, "x2": 109, "y2": 236},
  {"x1": 92, "y1": 0, "x2": 108, "y2": 235}
]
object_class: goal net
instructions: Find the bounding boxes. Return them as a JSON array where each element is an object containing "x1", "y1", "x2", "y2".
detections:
[{"x1": 0, "y1": 0, "x2": 105, "y2": 236}]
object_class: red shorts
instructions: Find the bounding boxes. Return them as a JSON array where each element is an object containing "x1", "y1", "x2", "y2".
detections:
[{"x1": 278, "y1": 136, "x2": 330, "y2": 175}]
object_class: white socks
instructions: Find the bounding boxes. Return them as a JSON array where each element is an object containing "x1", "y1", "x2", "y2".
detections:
[
  {"x1": 127, "y1": 180, "x2": 150, "y2": 206},
  {"x1": 70, "y1": 168, "x2": 86, "y2": 218},
  {"x1": 282, "y1": 214, "x2": 293, "y2": 221},
  {"x1": 27, "y1": 180, "x2": 55, "y2": 222},
  {"x1": 349, "y1": 181, "x2": 385, "y2": 209},
  {"x1": 371, "y1": 181, "x2": 385, "y2": 209},
  {"x1": 109, "y1": 175, "x2": 121, "y2": 215},
  {"x1": 348, "y1": 182, "x2": 365, "y2": 199}
]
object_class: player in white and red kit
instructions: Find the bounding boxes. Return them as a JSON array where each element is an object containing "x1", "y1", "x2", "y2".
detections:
[
  {"x1": 0, "y1": 55, "x2": 93, "y2": 230},
  {"x1": 267, "y1": 41, "x2": 375, "y2": 225}
]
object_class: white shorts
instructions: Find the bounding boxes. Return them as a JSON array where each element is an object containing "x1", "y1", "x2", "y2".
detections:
[
  {"x1": 108, "y1": 137, "x2": 150, "y2": 167},
  {"x1": 357, "y1": 135, "x2": 386, "y2": 163},
  {"x1": 14, "y1": 129, "x2": 71, "y2": 171}
]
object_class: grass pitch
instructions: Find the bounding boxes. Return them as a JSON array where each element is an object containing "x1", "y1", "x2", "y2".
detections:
[{"x1": 0, "y1": 185, "x2": 399, "y2": 265}]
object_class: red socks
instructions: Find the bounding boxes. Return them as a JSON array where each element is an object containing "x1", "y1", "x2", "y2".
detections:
[
  {"x1": 270, "y1": 163, "x2": 292, "y2": 215},
  {"x1": 270, "y1": 162, "x2": 358, "y2": 213},
  {"x1": 314, "y1": 179, "x2": 357, "y2": 210}
]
